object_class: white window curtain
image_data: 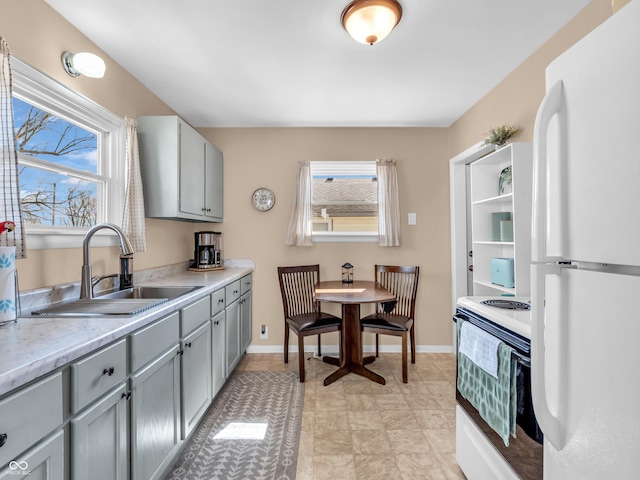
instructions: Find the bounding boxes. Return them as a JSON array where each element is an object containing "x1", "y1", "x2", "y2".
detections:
[
  {"x1": 284, "y1": 160, "x2": 312, "y2": 246},
  {"x1": 122, "y1": 116, "x2": 147, "y2": 252},
  {"x1": 0, "y1": 38, "x2": 26, "y2": 258},
  {"x1": 376, "y1": 158, "x2": 401, "y2": 247}
]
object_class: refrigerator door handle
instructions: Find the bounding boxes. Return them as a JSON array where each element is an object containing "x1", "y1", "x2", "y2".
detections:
[
  {"x1": 532, "y1": 79, "x2": 563, "y2": 263},
  {"x1": 531, "y1": 263, "x2": 567, "y2": 450}
]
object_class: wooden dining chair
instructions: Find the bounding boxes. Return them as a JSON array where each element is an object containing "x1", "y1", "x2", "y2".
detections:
[
  {"x1": 277, "y1": 264, "x2": 342, "y2": 382},
  {"x1": 361, "y1": 265, "x2": 420, "y2": 383}
]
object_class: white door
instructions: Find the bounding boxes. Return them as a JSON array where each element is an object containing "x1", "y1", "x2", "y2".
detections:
[{"x1": 532, "y1": 266, "x2": 640, "y2": 479}]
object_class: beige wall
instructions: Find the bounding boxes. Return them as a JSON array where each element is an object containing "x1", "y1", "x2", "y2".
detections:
[{"x1": 1, "y1": 0, "x2": 614, "y2": 349}]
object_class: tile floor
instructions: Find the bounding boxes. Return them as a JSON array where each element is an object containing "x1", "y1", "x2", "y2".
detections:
[{"x1": 237, "y1": 351, "x2": 466, "y2": 480}]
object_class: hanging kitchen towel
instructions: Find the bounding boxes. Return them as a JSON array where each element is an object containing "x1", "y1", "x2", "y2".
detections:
[
  {"x1": 0, "y1": 246, "x2": 17, "y2": 324},
  {"x1": 458, "y1": 320, "x2": 501, "y2": 377},
  {"x1": 457, "y1": 318, "x2": 517, "y2": 446}
]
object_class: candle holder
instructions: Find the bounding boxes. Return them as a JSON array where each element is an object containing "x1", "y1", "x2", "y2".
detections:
[{"x1": 341, "y1": 263, "x2": 353, "y2": 284}]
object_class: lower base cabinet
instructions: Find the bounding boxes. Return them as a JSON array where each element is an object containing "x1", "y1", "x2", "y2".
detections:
[
  {"x1": 130, "y1": 347, "x2": 181, "y2": 480},
  {"x1": 70, "y1": 385, "x2": 128, "y2": 480},
  {"x1": 0, "y1": 430, "x2": 64, "y2": 480},
  {"x1": 225, "y1": 299, "x2": 241, "y2": 373},
  {"x1": 181, "y1": 321, "x2": 212, "y2": 439},
  {"x1": 211, "y1": 310, "x2": 226, "y2": 397}
]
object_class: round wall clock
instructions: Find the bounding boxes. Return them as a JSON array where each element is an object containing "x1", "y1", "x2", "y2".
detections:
[{"x1": 251, "y1": 188, "x2": 275, "y2": 212}]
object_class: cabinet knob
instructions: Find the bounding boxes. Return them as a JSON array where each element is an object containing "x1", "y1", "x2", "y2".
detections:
[
  {"x1": 218, "y1": 298, "x2": 224, "y2": 304},
  {"x1": 186, "y1": 342, "x2": 192, "y2": 348},
  {"x1": 103, "y1": 367, "x2": 115, "y2": 376},
  {"x1": 121, "y1": 391, "x2": 131, "y2": 401},
  {"x1": 468, "y1": 265, "x2": 474, "y2": 272},
  {"x1": 0, "y1": 433, "x2": 7, "y2": 448},
  {"x1": 177, "y1": 349, "x2": 184, "y2": 356}
]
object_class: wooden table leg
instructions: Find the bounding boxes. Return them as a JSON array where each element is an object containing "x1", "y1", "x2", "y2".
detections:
[{"x1": 323, "y1": 303, "x2": 385, "y2": 386}]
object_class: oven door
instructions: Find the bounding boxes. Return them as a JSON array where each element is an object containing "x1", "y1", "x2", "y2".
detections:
[{"x1": 454, "y1": 310, "x2": 543, "y2": 480}]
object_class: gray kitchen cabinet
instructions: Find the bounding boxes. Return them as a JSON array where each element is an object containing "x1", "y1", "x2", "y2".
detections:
[
  {"x1": 240, "y1": 274, "x2": 252, "y2": 355},
  {"x1": 137, "y1": 115, "x2": 223, "y2": 222},
  {"x1": 180, "y1": 321, "x2": 212, "y2": 439},
  {"x1": 70, "y1": 384, "x2": 128, "y2": 480},
  {"x1": 0, "y1": 372, "x2": 63, "y2": 470},
  {"x1": 0, "y1": 430, "x2": 64, "y2": 480},
  {"x1": 129, "y1": 313, "x2": 181, "y2": 480},
  {"x1": 225, "y1": 296, "x2": 241, "y2": 374},
  {"x1": 211, "y1": 309, "x2": 226, "y2": 397}
]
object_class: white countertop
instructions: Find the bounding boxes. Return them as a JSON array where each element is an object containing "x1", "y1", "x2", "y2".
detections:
[
  {"x1": 0, "y1": 266, "x2": 253, "y2": 396},
  {"x1": 456, "y1": 296, "x2": 532, "y2": 339}
]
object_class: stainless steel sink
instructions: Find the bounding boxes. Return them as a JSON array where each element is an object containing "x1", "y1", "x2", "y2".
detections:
[
  {"x1": 97, "y1": 285, "x2": 203, "y2": 301},
  {"x1": 30, "y1": 286, "x2": 203, "y2": 317}
]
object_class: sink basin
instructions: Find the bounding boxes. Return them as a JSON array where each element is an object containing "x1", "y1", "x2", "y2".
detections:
[
  {"x1": 30, "y1": 286, "x2": 204, "y2": 317},
  {"x1": 97, "y1": 285, "x2": 203, "y2": 301}
]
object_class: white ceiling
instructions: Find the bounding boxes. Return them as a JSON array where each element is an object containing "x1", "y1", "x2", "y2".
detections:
[{"x1": 45, "y1": 0, "x2": 590, "y2": 128}]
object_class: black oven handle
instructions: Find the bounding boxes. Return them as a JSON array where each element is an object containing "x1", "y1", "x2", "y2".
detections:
[{"x1": 453, "y1": 314, "x2": 531, "y2": 368}]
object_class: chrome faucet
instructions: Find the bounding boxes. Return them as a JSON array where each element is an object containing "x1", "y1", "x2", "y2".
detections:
[{"x1": 80, "y1": 223, "x2": 135, "y2": 299}]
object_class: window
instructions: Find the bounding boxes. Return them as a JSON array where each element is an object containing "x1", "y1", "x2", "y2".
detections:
[
  {"x1": 10, "y1": 58, "x2": 125, "y2": 248},
  {"x1": 310, "y1": 161, "x2": 378, "y2": 239}
]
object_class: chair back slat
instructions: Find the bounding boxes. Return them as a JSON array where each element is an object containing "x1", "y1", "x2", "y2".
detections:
[
  {"x1": 278, "y1": 265, "x2": 321, "y2": 318},
  {"x1": 375, "y1": 265, "x2": 419, "y2": 318}
]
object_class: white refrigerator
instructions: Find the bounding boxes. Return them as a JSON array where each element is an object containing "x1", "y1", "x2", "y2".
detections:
[{"x1": 531, "y1": 1, "x2": 640, "y2": 478}]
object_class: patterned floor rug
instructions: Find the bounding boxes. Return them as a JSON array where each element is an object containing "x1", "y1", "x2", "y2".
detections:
[{"x1": 165, "y1": 371, "x2": 304, "y2": 480}]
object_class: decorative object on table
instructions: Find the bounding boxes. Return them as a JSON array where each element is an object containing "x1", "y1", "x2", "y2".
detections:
[
  {"x1": 164, "y1": 371, "x2": 304, "y2": 480},
  {"x1": 0, "y1": 220, "x2": 18, "y2": 325},
  {"x1": 341, "y1": 262, "x2": 354, "y2": 284},
  {"x1": 500, "y1": 220, "x2": 514, "y2": 242},
  {"x1": 481, "y1": 124, "x2": 521, "y2": 147},
  {"x1": 490, "y1": 212, "x2": 511, "y2": 241},
  {"x1": 251, "y1": 187, "x2": 275, "y2": 212},
  {"x1": 499, "y1": 165, "x2": 513, "y2": 195}
]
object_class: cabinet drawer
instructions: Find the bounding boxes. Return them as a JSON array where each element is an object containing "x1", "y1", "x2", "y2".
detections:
[
  {"x1": 181, "y1": 296, "x2": 210, "y2": 337},
  {"x1": 71, "y1": 338, "x2": 127, "y2": 414},
  {"x1": 211, "y1": 288, "x2": 225, "y2": 316},
  {"x1": 240, "y1": 274, "x2": 252, "y2": 294},
  {"x1": 130, "y1": 312, "x2": 180, "y2": 372},
  {"x1": 225, "y1": 281, "x2": 241, "y2": 305},
  {"x1": 0, "y1": 372, "x2": 63, "y2": 467}
]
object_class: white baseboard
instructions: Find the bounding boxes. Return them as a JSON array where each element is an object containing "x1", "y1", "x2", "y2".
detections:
[{"x1": 246, "y1": 344, "x2": 453, "y2": 354}]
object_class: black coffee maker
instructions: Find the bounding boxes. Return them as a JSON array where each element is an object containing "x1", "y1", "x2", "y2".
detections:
[{"x1": 193, "y1": 231, "x2": 222, "y2": 269}]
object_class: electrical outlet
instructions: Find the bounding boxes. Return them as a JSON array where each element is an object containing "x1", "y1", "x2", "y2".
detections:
[{"x1": 260, "y1": 325, "x2": 268, "y2": 339}]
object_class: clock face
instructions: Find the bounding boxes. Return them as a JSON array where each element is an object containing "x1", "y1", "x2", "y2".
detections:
[{"x1": 251, "y1": 188, "x2": 275, "y2": 212}]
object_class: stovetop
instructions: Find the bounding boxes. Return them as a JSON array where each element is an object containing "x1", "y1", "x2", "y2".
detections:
[{"x1": 456, "y1": 296, "x2": 532, "y2": 339}]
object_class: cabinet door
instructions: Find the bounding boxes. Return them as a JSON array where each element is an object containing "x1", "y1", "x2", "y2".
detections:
[
  {"x1": 179, "y1": 120, "x2": 205, "y2": 217},
  {"x1": 204, "y1": 140, "x2": 223, "y2": 221},
  {"x1": 181, "y1": 322, "x2": 212, "y2": 439},
  {"x1": 240, "y1": 291, "x2": 252, "y2": 354},
  {"x1": 130, "y1": 346, "x2": 181, "y2": 480},
  {"x1": 0, "y1": 430, "x2": 63, "y2": 480},
  {"x1": 211, "y1": 310, "x2": 226, "y2": 397},
  {"x1": 226, "y1": 299, "x2": 241, "y2": 374},
  {"x1": 71, "y1": 384, "x2": 128, "y2": 480}
]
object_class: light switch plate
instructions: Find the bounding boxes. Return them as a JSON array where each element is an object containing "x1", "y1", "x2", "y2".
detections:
[{"x1": 408, "y1": 213, "x2": 417, "y2": 225}]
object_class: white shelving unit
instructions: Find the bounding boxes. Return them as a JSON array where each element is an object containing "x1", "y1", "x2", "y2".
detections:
[{"x1": 469, "y1": 143, "x2": 532, "y2": 297}]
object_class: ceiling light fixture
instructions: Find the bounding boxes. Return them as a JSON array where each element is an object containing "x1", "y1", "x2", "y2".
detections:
[
  {"x1": 61, "y1": 51, "x2": 106, "y2": 78},
  {"x1": 341, "y1": 0, "x2": 403, "y2": 46}
]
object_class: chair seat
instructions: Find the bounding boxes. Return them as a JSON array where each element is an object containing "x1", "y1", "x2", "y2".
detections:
[
  {"x1": 287, "y1": 312, "x2": 341, "y2": 332},
  {"x1": 361, "y1": 313, "x2": 412, "y2": 332}
]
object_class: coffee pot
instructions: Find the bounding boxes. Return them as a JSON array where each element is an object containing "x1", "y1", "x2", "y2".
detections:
[{"x1": 194, "y1": 231, "x2": 223, "y2": 269}]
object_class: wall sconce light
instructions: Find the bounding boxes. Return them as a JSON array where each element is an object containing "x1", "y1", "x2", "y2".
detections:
[
  {"x1": 61, "y1": 51, "x2": 106, "y2": 78},
  {"x1": 341, "y1": 0, "x2": 403, "y2": 46}
]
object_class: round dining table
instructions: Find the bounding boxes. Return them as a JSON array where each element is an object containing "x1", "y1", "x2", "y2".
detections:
[{"x1": 314, "y1": 280, "x2": 395, "y2": 386}]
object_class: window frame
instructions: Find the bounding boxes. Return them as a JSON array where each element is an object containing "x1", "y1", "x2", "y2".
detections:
[
  {"x1": 310, "y1": 160, "x2": 379, "y2": 243},
  {"x1": 11, "y1": 58, "x2": 126, "y2": 249}
]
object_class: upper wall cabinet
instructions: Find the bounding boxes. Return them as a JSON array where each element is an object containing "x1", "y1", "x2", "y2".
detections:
[{"x1": 137, "y1": 116, "x2": 223, "y2": 222}]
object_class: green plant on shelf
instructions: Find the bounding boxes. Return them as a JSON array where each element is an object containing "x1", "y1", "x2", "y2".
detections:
[{"x1": 481, "y1": 124, "x2": 521, "y2": 146}]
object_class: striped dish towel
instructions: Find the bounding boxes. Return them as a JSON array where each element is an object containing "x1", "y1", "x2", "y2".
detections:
[{"x1": 458, "y1": 321, "x2": 501, "y2": 378}]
